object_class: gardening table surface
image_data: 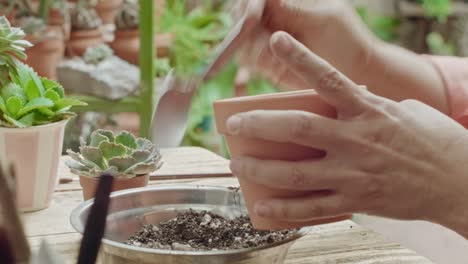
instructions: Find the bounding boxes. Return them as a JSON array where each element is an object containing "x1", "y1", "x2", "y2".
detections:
[{"x1": 23, "y1": 147, "x2": 433, "y2": 263}]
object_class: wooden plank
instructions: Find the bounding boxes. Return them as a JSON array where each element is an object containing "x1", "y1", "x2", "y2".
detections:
[{"x1": 27, "y1": 221, "x2": 432, "y2": 263}]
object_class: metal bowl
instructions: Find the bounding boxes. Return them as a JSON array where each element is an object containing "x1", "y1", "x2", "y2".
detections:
[{"x1": 70, "y1": 185, "x2": 310, "y2": 264}]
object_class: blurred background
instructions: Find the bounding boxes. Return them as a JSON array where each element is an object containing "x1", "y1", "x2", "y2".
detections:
[{"x1": 1, "y1": 0, "x2": 465, "y2": 158}]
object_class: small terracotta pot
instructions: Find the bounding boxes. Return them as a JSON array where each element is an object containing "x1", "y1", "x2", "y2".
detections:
[
  {"x1": 95, "y1": 0, "x2": 124, "y2": 24},
  {"x1": 0, "y1": 120, "x2": 68, "y2": 212},
  {"x1": 25, "y1": 28, "x2": 65, "y2": 80},
  {"x1": 68, "y1": 28, "x2": 104, "y2": 57},
  {"x1": 79, "y1": 174, "x2": 149, "y2": 200},
  {"x1": 111, "y1": 31, "x2": 172, "y2": 65},
  {"x1": 213, "y1": 90, "x2": 351, "y2": 230}
]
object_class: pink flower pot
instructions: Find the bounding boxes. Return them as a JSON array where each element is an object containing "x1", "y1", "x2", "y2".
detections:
[
  {"x1": 79, "y1": 174, "x2": 149, "y2": 201},
  {"x1": 0, "y1": 120, "x2": 68, "y2": 212},
  {"x1": 214, "y1": 90, "x2": 350, "y2": 230}
]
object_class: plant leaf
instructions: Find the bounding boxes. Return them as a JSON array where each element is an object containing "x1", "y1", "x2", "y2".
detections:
[
  {"x1": 126, "y1": 162, "x2": 159, "y2": 175},
  {"x1": 90, "y1": 130, "x2": 110, "y2": 147},
  {"x1": 0, "y1": 96, "x2": 5, "y2": 113},
  {"x1": 108, "y1": 156, "x2": 137, "y2": 172},
  {"x1": 3, "y1": 113, "x2": 26, "y2": 128},
  {"x1": 95, "y1": 129, "x2": 115, "y2": 142},
  {"x1": 79, "y1": 146, "x2": 105, "y2": 169},
  {"x1": 54, "y1": 98, "x2": 87, "y2": 110},
  {"x1": 1, "y1": 82, "x2": 26, "y2": 103},
  {"x1": 136, "y1": 138, "x2": 153, "y2": 151},
  {"x1": 99, "y1": 141, "x2": 127, "y2": 160},
  {"x1": 38, "y1": 108, "x2": 55, "y2": 116},
  {"x1": 45, "y1": 89, "x2": 60, "y2": 102},
  {"x1": 115, "y1": 131, "x2": 137, "y2": 149},
  {"x1": 6, "y1": 96, "x2": 23, "y2": 117},
  {"x1": 25, "y1": 79, "x2": 41, "y2": 100},
  {"x1": 17, "y1": 97, "x2": 54, "y2": 117},
  {"x1": 18, "y1": 112, "x2": 34, "y2": 127}
]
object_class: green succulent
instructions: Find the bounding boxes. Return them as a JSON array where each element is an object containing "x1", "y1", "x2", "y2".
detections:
[
  {"x1": 0, "y1": 16, "x2": 87, "y2": 128},
  {"x1": 115, "y1": 0, "x2": 139, "y2": 31},
  {"x1": 71, "y1": 7, "x2": 101, "y2": 31},
  {"x1": 83, "y1": 44, "x2": 113, "y2": 65},
  {"x1": 66, "y1": 129, "x2": 163, "y2": 179}
]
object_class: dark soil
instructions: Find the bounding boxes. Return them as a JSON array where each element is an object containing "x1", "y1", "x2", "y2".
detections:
[{"x1": 125, "y1": 209, "x2": 297, "y2": 251}]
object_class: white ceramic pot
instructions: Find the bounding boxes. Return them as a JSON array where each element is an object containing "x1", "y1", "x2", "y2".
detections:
[{"x1": 0, "y1": 120, "x2": 68, "y2": 212}]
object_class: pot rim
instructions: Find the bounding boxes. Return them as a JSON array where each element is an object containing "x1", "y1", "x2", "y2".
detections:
[
  {"x1": 0, "y1": 119, "x2": 69, "y2": 132},
  {"x1": 214, "y1": 89, "x2": 318, "y2": 105},
  {"x1": 70, "y1": 185, "x2": 311, "y2": 256},
  {"x1": 78, "y1": 174, "x2": 148, "y2": 181}
]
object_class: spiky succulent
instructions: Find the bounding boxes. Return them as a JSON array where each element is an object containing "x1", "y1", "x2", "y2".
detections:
[
  {"x1": 115, "y1": 0, "x2": 139, "y2": 31},
  {"x1": 66, "y1": 130, "x2": 163, "y2": 179},
  {"x1": 0, "y1": 16, "x2": 87, "y2": 128},
  {"x1": 71, "y1": 7, "x2": 101, "y2": 31},
  {"x1": 83, "y1": 44, "x2": 113, "y2": 65}
]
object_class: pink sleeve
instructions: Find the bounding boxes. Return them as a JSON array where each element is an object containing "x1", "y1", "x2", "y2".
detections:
[{"x1": 424, "y1": 55, "x2": 468, "y2": 127}]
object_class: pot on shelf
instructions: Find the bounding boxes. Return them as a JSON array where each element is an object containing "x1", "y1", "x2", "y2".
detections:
[
  {"x1": 79, "y1": 174, "x2": 149, "y2": 200},
  {"x1": 214, "y1": 89, "x2": 351, "y2": 230},
  {"x1": 67, "y1": 28, "x2": 104, "y2": 57},
  {"x1": 95, "y1": 0, "x2": 124, "y2": 25},
  {"x1": 25, "y1": 27, "x2": 65, "y2": 80},
  {"x1": 0, "y1": 120, "x2": 68, "y2": 212}
]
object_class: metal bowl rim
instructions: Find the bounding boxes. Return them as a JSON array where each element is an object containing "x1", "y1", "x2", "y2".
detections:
[{"x1": 70, "y1": 185, "x2": 311, "y2": 256}]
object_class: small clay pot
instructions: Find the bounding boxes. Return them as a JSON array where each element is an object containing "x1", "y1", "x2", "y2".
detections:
[
  {"x1": 214, "y1": 90, "x2": 351, "y2": 230},
  {"x1": 79, "y1": 174, "x2": 149, "y2": 200},
  {"x1": 111, "y1": 30, "x2": 139, "y2": 65},
  {"x1": 111, "y1": 31, "x2": 172, "y2": 65},
  {"x1": 68, "y1": 28, "x2": 104, "y2": 57},
  {"x1": 25, "y1": 28, "x2": 65, "y2": 80},
  {"x1": 95, "y1": 0, "x2": 124, "y2": 25}
]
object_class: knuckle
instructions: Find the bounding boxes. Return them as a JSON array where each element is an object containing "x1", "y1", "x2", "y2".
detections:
[
  {"x1": 290, "y1": 165, "x2": 308, "y2": 187},
  {"x1": 360, "y1": 175, "x2": 384, "y2": 200},
  {"x1": 318, "y1": 70, "x2": 346, "y2": 92},
  {"x1": 290, "y1": 113, "x2": 313, "y2": 140}
]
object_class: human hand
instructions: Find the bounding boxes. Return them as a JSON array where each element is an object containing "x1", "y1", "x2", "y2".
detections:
[
  {"x1": 227, "y1": 31, "x2": 468, "y2": 238},
  {"x1": 236, "y1": 0, "x2": 377, "y2": 90}
]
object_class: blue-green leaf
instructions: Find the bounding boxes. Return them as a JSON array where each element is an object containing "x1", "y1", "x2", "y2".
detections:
[
  {"x1": 99, "y1": 141, "x2": 127, "y2": 160},
  {"x1": 17, "y1": 97, "x2": 54, "y2": 117},
  {"x1": 115, "y1": 131, "x2": 137, "y2": 149},
  {"x1": 3, "y1": 113, "x2": 26, "y2": 128}
]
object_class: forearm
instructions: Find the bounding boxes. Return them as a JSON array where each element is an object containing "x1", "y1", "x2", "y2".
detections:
[{"x1": 354, "y1": 41, "x2": 449, "y2": 114}]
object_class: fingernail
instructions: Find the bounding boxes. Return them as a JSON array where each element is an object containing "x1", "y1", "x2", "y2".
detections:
[
  {"x1": 230, "y1": 159, "x2": 241, "y2": 175},
  {"x1": 227, "y1": 115, "x2": 241, "y2": 135},
  {"x1": 271, "y1": 32, "x2": 292, "y2": 54},
  {"x1": 255, "y1": 202, "x2": 271, "y2": 217}
]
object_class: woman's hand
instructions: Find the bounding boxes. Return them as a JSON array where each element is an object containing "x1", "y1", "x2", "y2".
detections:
[
  {"x1": 236, "y1": 0, "x2": 448, "y2": 112},
  {"x1": 227, "y1": 31, "x2": 468, "y2": 238}
]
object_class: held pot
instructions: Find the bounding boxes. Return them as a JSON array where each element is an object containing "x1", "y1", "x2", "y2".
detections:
[
  {"x1": 0, "y1": 120, "x2": 68, "y2": 212},
  {"x1": 79, "y1": 174, "x2": 149, "y2": 200},
  {"x1": 213, "y1": 90, "x2": 350, "y2": 230}
]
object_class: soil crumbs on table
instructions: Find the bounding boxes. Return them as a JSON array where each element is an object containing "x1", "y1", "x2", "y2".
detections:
[{"x1": 125, "y1": 209, "x2": 298, "y2": 251}]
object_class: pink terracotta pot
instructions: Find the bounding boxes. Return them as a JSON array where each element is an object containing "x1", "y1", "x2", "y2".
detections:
[
  {"x1": 79, "y1": 174, "x2": 149, "y2": 200},
  {"x1": 0, "y1": 120, "x2": 68, "y2": 212},
  {"x1": 25, "y1": 28, "x2": 65, "y2": 80},
  {"x1": 67, "y1": 28, "x2": 104, "y2": 57},
  {"x1": 213, "y1": 90, "x2": 350, "y2": 230}
]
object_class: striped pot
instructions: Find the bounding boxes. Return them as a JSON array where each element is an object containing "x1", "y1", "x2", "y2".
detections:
[{"x1": 0, "y1": 120, "x2": 68, "y2": 212}]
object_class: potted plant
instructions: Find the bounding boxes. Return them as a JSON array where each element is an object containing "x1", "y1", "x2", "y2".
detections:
[
  {"x1": 110, "y1": 0, "x2": 171, "y2": 65},
  {"x1": 12, "y1": 0, "x2": 65, "y2": 79},
  {"x1": 68, "y1": 1, "x2": 103, "y2": 57},
  {"x1": 66, "y1": 129, "x2": 162, "y2": 200},
  {"x1": 94, "y1": 0, "x2": 123, "y2": 25},
  {"x1": 0, "y1": 16, "x2": 86, "y2": 211}
]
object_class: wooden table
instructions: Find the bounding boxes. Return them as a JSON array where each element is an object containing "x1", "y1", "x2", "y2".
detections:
[{"x1": 23, "y1": 147, "x2": 433, "y2": 263}]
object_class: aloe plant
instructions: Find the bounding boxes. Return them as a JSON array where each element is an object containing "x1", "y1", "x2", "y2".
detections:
[
  {"x1": 66, "y1": 129, "x2": 162, "y2": 179},
  {"x1": 0, "y1": 16, "x2": 87, "y2": 128}
]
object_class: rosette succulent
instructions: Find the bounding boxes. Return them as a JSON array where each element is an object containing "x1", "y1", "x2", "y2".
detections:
[
  {"x1": 66, "y1": 129, "x2": 163, "y2": 179},
  {"x1": 0, "y1": 16, "x2": 86, "y2": 128}
]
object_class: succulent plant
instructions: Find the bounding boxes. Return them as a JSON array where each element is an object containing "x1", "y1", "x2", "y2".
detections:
[
  {"x1": 0, "y1": 16, "x2": 86, "y2": 128},
  {"x1": 13, "y1": 15, "x2": 47, "y2": 35},
  {"x1": 115, "y1": 0, "x2": 139, "y2": 31},
  {"x1": 83, "y1": 44, "x2": 113, "y2": 65},
  {"x1": 66, "y1": 130, "x2": 163, "y2": 179},
  {"x1": 71, "y1": 7, "x2": 101, "y2": 31}
]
